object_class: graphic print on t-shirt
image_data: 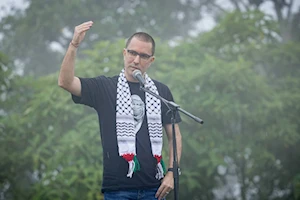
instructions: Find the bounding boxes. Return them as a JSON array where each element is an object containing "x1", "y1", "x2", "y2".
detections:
[{"x1": 131, "y1": 94, "x2": 145, "y2": 133}]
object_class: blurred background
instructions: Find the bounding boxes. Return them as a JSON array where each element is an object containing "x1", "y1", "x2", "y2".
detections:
[{"x1": 0, "y1": 0, "x2": 300, "y2": 199}]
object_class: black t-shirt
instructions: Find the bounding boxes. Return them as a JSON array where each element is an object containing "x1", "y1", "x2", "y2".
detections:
[{"x1": 72, "y1": 75, "x2": 181, "y2": 193}]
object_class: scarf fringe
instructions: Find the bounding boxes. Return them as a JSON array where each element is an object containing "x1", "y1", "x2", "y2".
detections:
[
  {"x1": 127, "y1": 160, "x2": 135, "y2": 178},
  {"x1": 117, "y1": 69, "x2": 162, "y2": 179},
  {"x1": 123, "y1": 154, "x2": 141, "y2": 178},
  {"x1": 155, "y1": 155, "x2": 166, "y2": 180},
  {"x1": 133, "y1": 155, "x2": 141, "y2": 171}
]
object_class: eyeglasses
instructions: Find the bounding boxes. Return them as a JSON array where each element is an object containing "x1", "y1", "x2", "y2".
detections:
[{"x1": 126, "y1": 49, "x2": 152, "y2": 60}]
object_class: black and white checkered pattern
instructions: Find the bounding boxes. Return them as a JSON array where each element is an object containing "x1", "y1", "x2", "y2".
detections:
[{"x1": 116, "y1": 69, "x2": 163, "y2": 179}]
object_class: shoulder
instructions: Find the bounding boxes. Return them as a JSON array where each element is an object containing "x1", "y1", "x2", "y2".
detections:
[
  {"x1": 150, "y1": 78, "x2": 176, "y2": 101},
  {"x1": 152, "y1": 79, "x2": 170, "y2": 92},
  {"x1": 94, "y1": 75, "x2": 119, "y2": 81},
  {"x1": 97, "y1": 75, "x2": 119, "y2": 83}
]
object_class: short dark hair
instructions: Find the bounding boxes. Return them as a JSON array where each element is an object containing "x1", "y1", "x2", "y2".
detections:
[{"x1": 125, "y1": 32, "x2": 155, "y2": 56}]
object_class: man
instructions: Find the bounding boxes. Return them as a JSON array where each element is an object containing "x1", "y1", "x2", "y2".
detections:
[{"x1": 58, "y1": 21, "x2": 182, "y2": 200}]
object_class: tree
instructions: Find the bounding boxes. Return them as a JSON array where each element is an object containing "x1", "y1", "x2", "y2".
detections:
[
  {"x1": 1, "y1": 9, "x2": 299, "y2": 200},
  {"x1": 0, "y1": 39, "x2": 128, "y2": 200},
  {"x1": 1, "y1": 0, "x2": 299, "y2": 78},
  {"x1": 0, "y1": 0, "x2": 208, "y2": 76},
  {"x1": 165, "y1": 10, "x2": 300, "y2": 199},
  {"x1": 210, "y1": 0, "x2": 300, "y2": 42}
]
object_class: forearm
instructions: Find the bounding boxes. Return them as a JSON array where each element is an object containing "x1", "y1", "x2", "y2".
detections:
[
  {"x1": 58, "y1": 43, "x2": 77, "y2": 87},
  {"x1": 167, "y1": 125, "x2": 182, "y2": 168}
]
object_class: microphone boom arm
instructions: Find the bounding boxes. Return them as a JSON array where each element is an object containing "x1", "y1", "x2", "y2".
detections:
[
  {"x1": 139, "y1": 84, "x2": 203, "y2": 200},
  {"x1": 139, "y1": 85, "x2": 203, "y2": 124}
]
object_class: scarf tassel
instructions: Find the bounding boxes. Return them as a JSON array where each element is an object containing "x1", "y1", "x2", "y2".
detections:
[
  {"x1": 123, "y1": 154, "x2": 140, "y2": 178},
  {"x1": 155, "y1": 155, "x2": 166, "y2": 180},
  {"x1": 117, "y1": 69, "x2": 163, "y2": 179}
]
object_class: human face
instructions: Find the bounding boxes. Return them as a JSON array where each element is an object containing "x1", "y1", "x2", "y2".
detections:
[{"x1": 123, "y1": 37, "x2": 155, "y2": 82}]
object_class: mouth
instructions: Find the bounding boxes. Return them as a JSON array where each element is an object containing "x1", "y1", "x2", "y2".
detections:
[{"x1": 130, "y1": 66, "x2": 140, "y2": 71}]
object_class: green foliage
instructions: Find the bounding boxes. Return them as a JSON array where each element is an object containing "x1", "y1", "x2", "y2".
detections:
[
  {"x1": 0, "y1": 74, "x2": 103, "y2": 200},
  {"x1": 156, "y1": 10, "x2": 300, "y2": 199},
  {"x1": 0, "y1": 51, "x2": 14, "y2": 105},
  {"x1": 1, "y1": 10, "x2": 300, "y2": 200},
  {"x1": 0, "y1": 0, "x2": 206, "y2": 76},
  {"x1": 294, "y1": 174, "x2": 300, "y2": 200}
]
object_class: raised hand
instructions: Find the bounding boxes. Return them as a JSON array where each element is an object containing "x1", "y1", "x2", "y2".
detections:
[{"x1": 71, "y1": 21, "x2": 93, "y2": 47}]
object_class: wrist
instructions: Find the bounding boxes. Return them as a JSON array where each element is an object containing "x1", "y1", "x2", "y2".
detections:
[
  {"x1": 167, "y1": 167, "x2": 181, "y2": 175},
  {"x1": 70, "y1": 41, "x2": 79, "y2": 48}
]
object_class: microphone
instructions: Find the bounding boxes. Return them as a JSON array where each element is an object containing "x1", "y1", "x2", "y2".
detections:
[{"x1": 133, "y1": 69, "x2": 145, "y2": 86}]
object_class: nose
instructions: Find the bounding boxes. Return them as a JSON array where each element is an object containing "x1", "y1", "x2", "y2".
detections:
[{"x1": 133, "y1": 55, "x2": 140, "y2": 64}]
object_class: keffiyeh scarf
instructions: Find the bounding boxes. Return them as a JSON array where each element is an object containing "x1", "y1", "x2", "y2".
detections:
[{"x1": 116, "y1": 69, "x2": 166, "y2": 179}]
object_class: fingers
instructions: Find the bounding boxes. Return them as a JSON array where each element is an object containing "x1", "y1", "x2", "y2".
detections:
[
  {"x1": 155, "y1": 173, "x2": 174, "y2": 199},
  {"x1": 156, "y1": 188, "x2": 170, "y2": 200},
  {"x1": 75, "y1": 21, "x2": 93, "y2": 33},
  {"x1": 72, "y1": 21, "x2": 93, "y2": 46},
  {"x1": 155, "y1": 184, "x2": 173, "y2": 200}
]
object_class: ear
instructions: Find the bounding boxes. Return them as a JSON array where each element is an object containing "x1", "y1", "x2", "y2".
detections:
[
  {"x1": 149, "y1": 56, "x2": 155, "y2": 63},
  {"x1": 123, "y1": 48, "x2": 126, "y2": 57}
]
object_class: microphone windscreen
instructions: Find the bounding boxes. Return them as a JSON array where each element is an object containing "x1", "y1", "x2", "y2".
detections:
[{"x1": 133, "y1": 69, "x2": 142, "y2": 79}]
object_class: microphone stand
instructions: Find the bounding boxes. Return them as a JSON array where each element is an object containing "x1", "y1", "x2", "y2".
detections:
[{"x1": 139, "y1": 84, "x2": 203, "y2": 200}]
